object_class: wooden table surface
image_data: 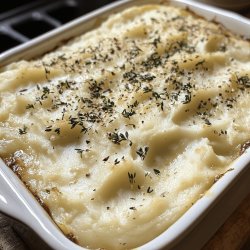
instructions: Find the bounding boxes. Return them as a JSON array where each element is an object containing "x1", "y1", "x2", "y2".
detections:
[{"x1": 202, "y1": 194, "x2": 250, "y2": 250}]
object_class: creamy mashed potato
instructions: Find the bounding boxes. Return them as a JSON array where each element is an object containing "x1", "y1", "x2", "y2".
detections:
[{"x1": 0, "y1": 4, "x2": 250, "y2": 250}]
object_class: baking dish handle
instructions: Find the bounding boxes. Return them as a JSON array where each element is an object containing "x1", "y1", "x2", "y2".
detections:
[{"x1": 0, "y1": 159, "x2": 83, "y2": 250}]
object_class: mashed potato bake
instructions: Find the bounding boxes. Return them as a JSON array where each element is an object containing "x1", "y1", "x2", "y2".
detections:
[{"x1": 0, "y1": 3, "x2": 250, "y2": 250}]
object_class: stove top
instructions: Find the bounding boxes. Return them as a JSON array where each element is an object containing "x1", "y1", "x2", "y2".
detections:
[{"x1": 0, "y1": 0, "x2": 117, "y2": 53}]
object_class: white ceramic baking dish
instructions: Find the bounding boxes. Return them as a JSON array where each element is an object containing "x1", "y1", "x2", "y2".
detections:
[{"x1": 0, "y1": 1, "x2": 249, "y2": 249}]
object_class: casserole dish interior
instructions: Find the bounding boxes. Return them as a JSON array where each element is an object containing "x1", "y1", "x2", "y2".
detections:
[{"x1": 0, "y1": 0, "x2": 250, "y2": 249}]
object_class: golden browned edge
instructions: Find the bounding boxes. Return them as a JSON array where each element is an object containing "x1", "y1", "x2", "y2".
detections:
[
  {"x1": 213, "y1": 140, "x2": 250, "y2": 183},
  {"x1": 213, "y1": 168, "x2": 234, "y2": 184},
  {"x1": 1, "y1": 1, "x2": 250, "y2": 248},
  {"x1": 240, "y1": 141, "x2": 250, "y2": 155},
  {"x1": 2, "y1": 156, "x2": 78, "y2": 244}
]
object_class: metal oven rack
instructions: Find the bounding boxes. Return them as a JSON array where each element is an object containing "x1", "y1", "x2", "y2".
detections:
[{"x1": 0, "y1": 0, "x2": 117, "y2": 53}]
